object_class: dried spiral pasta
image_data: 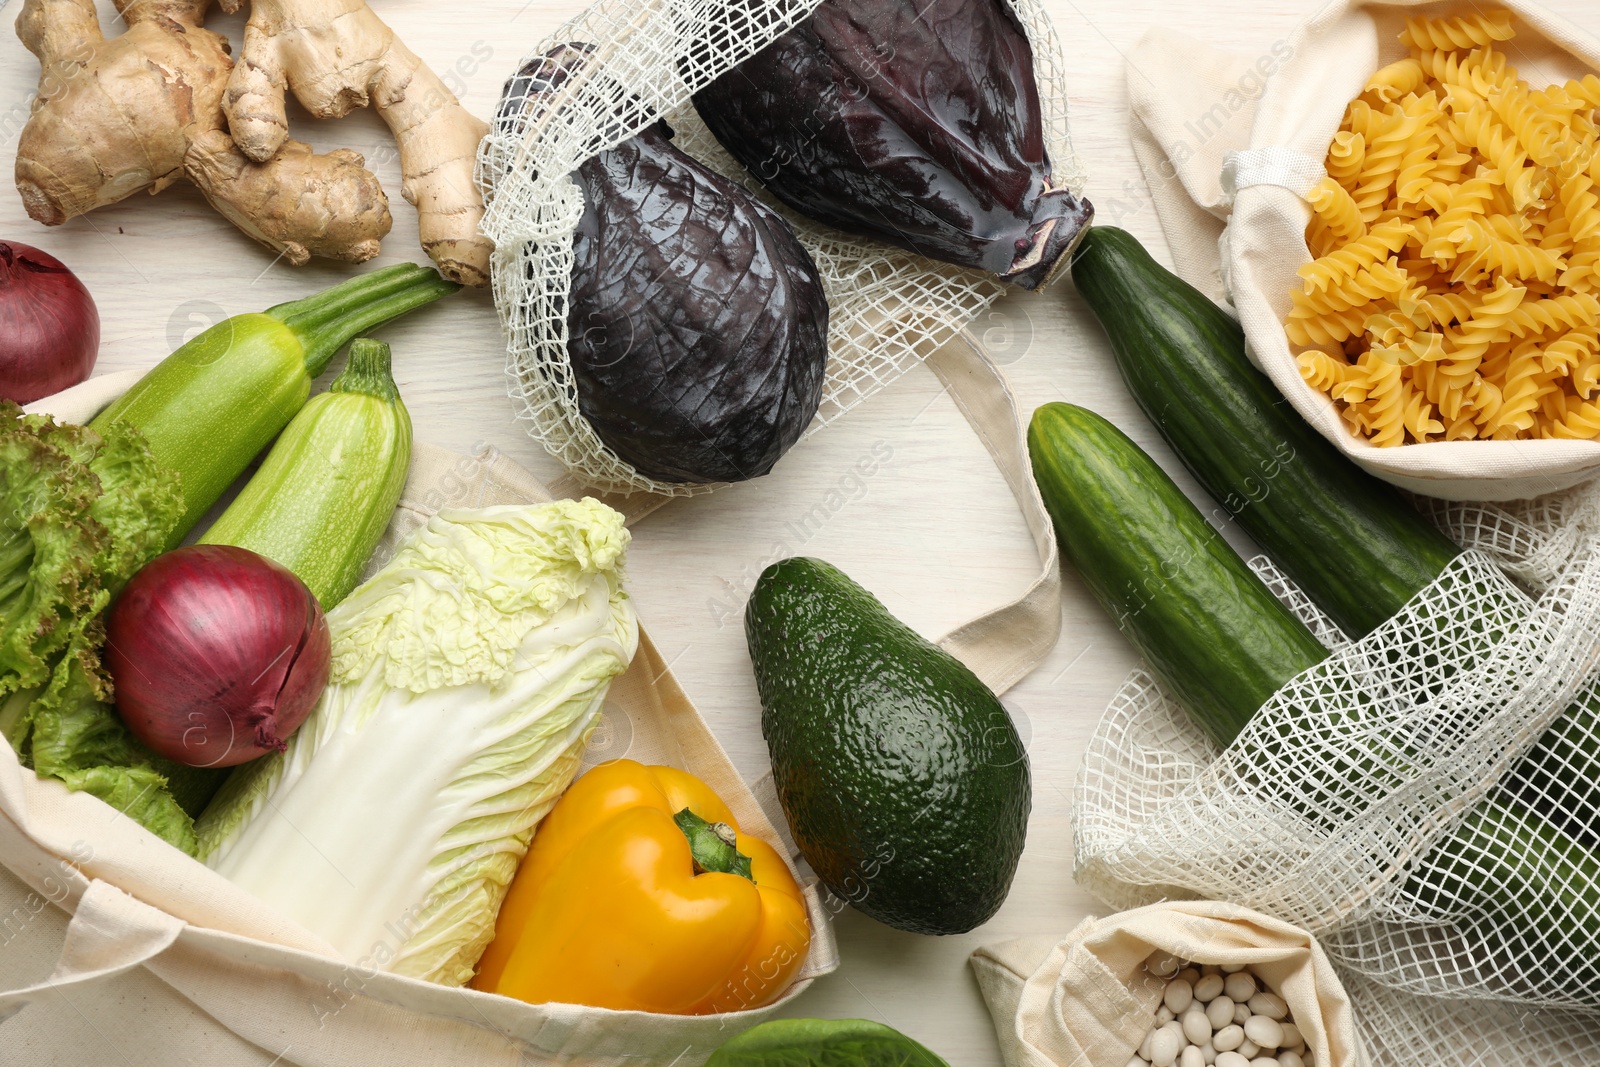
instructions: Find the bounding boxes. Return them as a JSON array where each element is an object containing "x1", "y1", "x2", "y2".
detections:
[{"x1": 1293, "y1": 10, "x2": 1600, "y2": 443}]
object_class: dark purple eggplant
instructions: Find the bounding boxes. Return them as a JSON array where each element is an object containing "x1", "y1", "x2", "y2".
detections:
[
  {"x1": 691, "y1": 0, "x2": 1092, "y2": 289},
  {"x1": 500, "y1": 46, "x2": 829, "y2": 484}
]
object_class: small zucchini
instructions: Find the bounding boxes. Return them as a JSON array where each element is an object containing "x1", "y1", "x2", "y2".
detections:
[
  {"x1": 199, "y1": 338, "x2": 411, "y2": 608},
  {"x1": 91, "y1": 264, "x2": 452, "y2": 545}
]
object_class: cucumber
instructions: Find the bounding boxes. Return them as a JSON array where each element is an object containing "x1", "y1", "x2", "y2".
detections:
[
  {"x1": 1033, "y1": 401, "x2": 1600, "y2": 997},
  {"x1": 199, "y1": 339, "x2": 411, "y2": 608},
  {"x1": 1069, "y1": 226, "x2": 1600, "y2": 845},
  {"x1": 1027, "y1": 403, "x2": 1326, "y2": 745},
  {"x1": 1068, "y1": 226, "x2": 1460, "y2": 638},
  {"x1": 92, "y1": 264, "x2": 453, "y2": 545}
]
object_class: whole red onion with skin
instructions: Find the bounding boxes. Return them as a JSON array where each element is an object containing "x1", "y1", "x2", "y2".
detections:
[
  {"x1": 106, "y1": 545, "x2": 331, "y2": 768},
  {"x1": 0, "y1": 241, "x2": 99, "y2": 404}
]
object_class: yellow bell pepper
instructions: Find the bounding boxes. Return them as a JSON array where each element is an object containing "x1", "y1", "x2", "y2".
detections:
[{"x1": 472, "y1": 759, "x2": 811, "y2": 1014}]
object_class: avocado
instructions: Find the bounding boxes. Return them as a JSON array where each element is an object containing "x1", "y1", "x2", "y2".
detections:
[{"x1": 744, "y1": 557, "x2": 1030, "y2": 935}]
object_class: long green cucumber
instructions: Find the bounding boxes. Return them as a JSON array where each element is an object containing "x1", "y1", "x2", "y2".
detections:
[
  {"x1": 1032, "y1": 401, "x2": 1600, "y2": 997},
  {"x1": 91, "y1": 264, "x2": 454, "y2": 545},
  {"x1": 198, "y1": 339, "x2": 411, "y2": 608},
  {"x1": 1069, "y1": 225, "x2": 1600, "y2": 846},
  {"x1": 1068, "y1": 226, "x2": 1460, "y2": 637},
  {"x1": 1028, "y1": 403, "x2": 1326, "y2": 745}
]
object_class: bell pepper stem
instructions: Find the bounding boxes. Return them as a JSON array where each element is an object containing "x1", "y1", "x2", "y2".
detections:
[{"x1": 674, "y1": 808, "x2": 755, "y2": 881}]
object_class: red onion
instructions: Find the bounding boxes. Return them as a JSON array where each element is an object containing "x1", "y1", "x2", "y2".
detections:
[
  {"x1": 106, "y1": 545, "x2": 331, "y2": 768},
  {"x1": 0, "y1": 241, "x2": 99, "y2": 405}
]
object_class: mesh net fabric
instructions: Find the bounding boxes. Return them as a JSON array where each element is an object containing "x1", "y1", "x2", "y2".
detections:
[
  {"x1": 476, "y1": 0, "x2": 1086, "y2": 497},
  {"x1": 1074, "y1": 482, "x2": 1600, "y2": 1059}
]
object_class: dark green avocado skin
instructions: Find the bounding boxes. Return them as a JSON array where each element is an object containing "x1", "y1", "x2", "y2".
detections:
[{"x1": 744, "y1": 557, "x2": 1031, "y2": 935}]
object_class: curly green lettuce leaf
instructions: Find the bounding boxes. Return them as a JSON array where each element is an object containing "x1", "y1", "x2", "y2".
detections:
[
  {"x1": 85, "y1": 415, "x2": 185, "y2": 588},
  {"x1": 199, "y1": 500, "x2": 639, "y2": 984},
  {"x1": 0, "y1": 402, "x2": 193, "y2": 851},
  {"x1": 0, "y1": 406, "x2": 106, "y2": 695},
  {"x1": 24, "y1": 622, "x2": 198, "y2": 854}
]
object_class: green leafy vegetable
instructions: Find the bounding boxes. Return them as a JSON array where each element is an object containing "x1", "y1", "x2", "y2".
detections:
[
  {"x1": 0, "y1": 401, "x2": 199, "y2": 851},
  {"x1": 197, "y1": 499, "x2": 639, "y2": 986},
  {"x1": 706, "y1": 1019, "x2": 952, "y2": 1067}
]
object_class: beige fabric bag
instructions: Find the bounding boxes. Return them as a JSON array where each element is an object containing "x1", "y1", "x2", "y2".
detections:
[
  {"x1": 1129, "y1": 0, "x2": 1600, "y2": 501},
  {"x1": 970, "y1": 901, "x2": 1370, "y2": 1067},
  {"x1": 0, "y1": 331, "x2": 1057, "y2": 1064}
]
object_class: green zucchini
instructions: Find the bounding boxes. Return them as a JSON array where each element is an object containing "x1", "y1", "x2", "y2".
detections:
[
  {"x1": 199, "y1": 338, "x2": 411, "y2": 608},
  {"x1": 91, "y1": 264, "x2": 454, "y2": 546},
  {"x1": 1068, "y1": 225, "x2": 1600, "y2": 845},
  {"x1": 1032, "y1": 401, "x2": 1600, "y2": 998}
]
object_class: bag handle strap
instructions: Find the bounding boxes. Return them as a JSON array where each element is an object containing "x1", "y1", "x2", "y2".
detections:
[
  {"x1": 923, "y1": 331, "x2": 1061, "y2": 695},
  {"x1": 0, "y1": 879, "x2": 183, "y2": 1014}
]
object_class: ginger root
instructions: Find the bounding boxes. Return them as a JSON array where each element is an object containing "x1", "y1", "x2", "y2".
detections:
[
  {"x1": 220, "y1": 0, "x2": 494, "y2": 286},
  {"x1": 14, "y1": 0, "x2": 392, "y2": 266}
]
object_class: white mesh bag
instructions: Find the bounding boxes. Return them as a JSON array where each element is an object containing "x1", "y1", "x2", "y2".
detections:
[
  {"x1": 476, "y1": 0, "x2": 1086, "y2": 496},
  {"x1": 1073, "y1": 481, "x2": 1600, "y2": 1064}
]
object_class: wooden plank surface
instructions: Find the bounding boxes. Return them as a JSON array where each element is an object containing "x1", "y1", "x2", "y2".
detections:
[{"x1": 0, "y1": 0, "x2": 1593, "y2": 1062}]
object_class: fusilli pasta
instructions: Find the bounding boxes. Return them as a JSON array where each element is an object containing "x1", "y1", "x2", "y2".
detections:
[{"x1": 1293, "y1": 10, "x2": 1600, "y2": 445}]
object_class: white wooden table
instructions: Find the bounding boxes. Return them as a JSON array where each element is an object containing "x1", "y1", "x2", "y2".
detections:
[{"x1": 2, "y1": 0, "x2": 1594, "y2": 1062}]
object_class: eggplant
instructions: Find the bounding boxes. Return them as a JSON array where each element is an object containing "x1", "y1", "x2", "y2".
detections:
[
  {"x1": 691, "y1": 0, "x2": 1093, "y2": 289},
  {"x1": 500, "y1": 46, "x2": 830, "y2": 484}
]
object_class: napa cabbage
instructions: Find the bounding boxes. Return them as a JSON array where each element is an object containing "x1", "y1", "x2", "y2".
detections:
[{"x1": 197, "y1": 499, "x2": 638, "y2": 985}]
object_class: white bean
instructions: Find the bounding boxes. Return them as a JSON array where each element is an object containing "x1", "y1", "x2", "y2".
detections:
[
  {"x1": 1165, "y1": 979, "x2": 1194, "y2": 1015},
  {"x1": 1150, "y1": 1026, "x2": 1183, "y2": 1067},
  {"x1": 1201, "y1": 964, "x2": 1222, "y2": 977},
  {"x1": 1238, "y1": 1040, "x2": 1259, "y2": 1059},
  {"x1": 1278, "y1": 1023, "x2": 1303, "y2": 1051},
  {"x1": 1233, "y1": 1003, "x2": 1251, "y2": 1026},
  {"x1": 1125, "y1": 1058, "x2": 1146, "y2": 1067},
  {"x1": 1244, "y1": 1016, "x2": 1284, "y2": 1049},
  {"x1": 1221, "y1": 963, "x2": 1246, "y2": 974},
  {"x1": 1149, "y1": 952, "x2": 1182, "y2": 978},
  {"x1": 1212, "y1": 1025, "x2": 1245, "y2": 1053},
  {"x1": 1249, "y1": 1059, "x2": 1280, "y2": 1067},
  {"x1": 1140, "y1": 1027, "x2": 1157, "y2": 1061},
  {"x1": 1248, "y1": 992, "x2": 1288, "y2": 1020},
  {"x1": 1200, "y1": 1043, "x2": 1217, "y2": 1065},
  {"x1": 1278, "y1": 1053, "x2": 1304, "y2": 1067},
  {"x1": 1177, "y1": 968, "x2": 1201, "y2": 986},
  {"x1": 1194, "y1": 974, "x2": 1225, "y2": 1002},
  {"x1": 1157, "y1": 1006, "x2": 1175, "y2": 1024},
  {"x1": 1216, "y1": 1053, "x2": 1251, "y2": 1067},
  {"x1": 1206, "y1": 997, "x2": 1236, "y2": 1029},
  {"x1": 1181, "y1": 1047, "x2": 1205, "y2": 1067},
  {"x1": 1182, "y1": 1009, "x2": 1213, "y2": 1046},
  {"x1": 1222, "y1": 972, "x2": 1257, "y2": 1003}
]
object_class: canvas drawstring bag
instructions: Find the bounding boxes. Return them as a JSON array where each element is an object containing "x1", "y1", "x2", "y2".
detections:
[{"x1": 971, "y1": 901, "x2": 1370, "y2": 1067}]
